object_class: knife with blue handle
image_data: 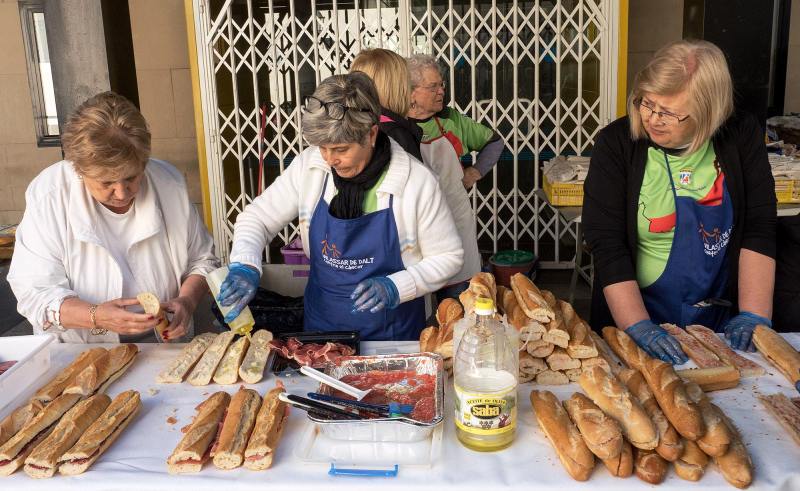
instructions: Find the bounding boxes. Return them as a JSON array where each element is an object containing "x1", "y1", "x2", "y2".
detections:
[{"x1": 307, "y1": 392, "x2": 414, "y2": 417}]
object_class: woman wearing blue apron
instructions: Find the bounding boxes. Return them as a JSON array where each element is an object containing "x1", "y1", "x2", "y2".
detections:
[
  {"x1": 583, "y1": 40, "x2": 776, "y2": 364},
  {"x1": 216, "y1": 73, "x2": 465, "y2": 341}
]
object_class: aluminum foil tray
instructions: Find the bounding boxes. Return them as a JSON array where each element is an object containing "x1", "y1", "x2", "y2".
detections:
[{"x1": 308, "y1": 352, "x2": 444, "y2": 442}]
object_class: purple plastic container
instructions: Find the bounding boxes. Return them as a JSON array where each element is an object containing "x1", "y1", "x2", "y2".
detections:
[{"x1": 280, "y1": 237, "x2": 310, "y2": 265}]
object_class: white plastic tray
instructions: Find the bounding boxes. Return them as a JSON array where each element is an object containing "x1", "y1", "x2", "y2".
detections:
[{"x1": 0, "y1": 334, "x2": 55, "y2": 411}]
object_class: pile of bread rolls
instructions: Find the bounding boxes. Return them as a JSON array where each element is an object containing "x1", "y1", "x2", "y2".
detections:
[{"x1": 530, "y1": 327, "x2": 753, "y2": 487}]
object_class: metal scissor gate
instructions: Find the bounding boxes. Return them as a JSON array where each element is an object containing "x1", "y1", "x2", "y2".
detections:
[{"x1": 191, "y1": 0, "x2": 619, "y2": 266}]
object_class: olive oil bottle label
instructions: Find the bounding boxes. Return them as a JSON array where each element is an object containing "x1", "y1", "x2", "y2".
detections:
[{"x1": 454, "y1": 385, "x2": 517, "y2": 435}]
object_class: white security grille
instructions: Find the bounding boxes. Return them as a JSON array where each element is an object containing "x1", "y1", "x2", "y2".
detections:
[{"x1": 192, "y1": 0, "x2": 618, "y2": 267}]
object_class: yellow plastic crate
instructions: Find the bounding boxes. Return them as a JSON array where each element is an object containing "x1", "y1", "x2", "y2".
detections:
[
  {"x1": 543, "y1": 174, "x2": 584, "y2": 206},
  {"x1": 775, "y1": 179, "x2": 800, "y2": 204}
]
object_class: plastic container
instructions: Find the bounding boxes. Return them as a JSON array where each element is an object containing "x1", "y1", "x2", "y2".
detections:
[
  {"x1": 207, "y1": 265, "x2": 256, "y2": 336},
  {"x1": 543, "y1": 173, "x2": 584, "y2": 206},
  {"x1": 280, "y1": 237, "x2": 311, "y2": 265},
  {"x1": 489, "y1": 250, "x2": 536, "y2": 288},
  {"x1": 0, "y1": 334, "x2": 55, "y2": 411},
  {"x1": 454, "y1": 298, "x2": 518, "y2": 452},
  {"x1": 267, "y1": 331, "x2": 361, "y2": 373}
]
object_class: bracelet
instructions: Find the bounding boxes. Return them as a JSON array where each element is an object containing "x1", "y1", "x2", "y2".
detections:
[{"x1": 88, "y1": 304, "x2": 107, "y2": 336}]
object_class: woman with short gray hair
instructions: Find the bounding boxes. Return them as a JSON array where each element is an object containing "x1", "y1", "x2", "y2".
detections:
[{"x1": 218, "y1": 72, "x2": 464, "y2": 341}]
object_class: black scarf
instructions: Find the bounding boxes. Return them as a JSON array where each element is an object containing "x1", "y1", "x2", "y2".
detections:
[{"x1": 329, "y1": 132, "x2": 392, "y2": 219}]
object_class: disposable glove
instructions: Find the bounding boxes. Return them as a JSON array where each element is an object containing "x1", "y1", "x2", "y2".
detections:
[
  {"x1": 625, "y1": 319, "x2": 689, "y2": 365},
  {"x1": 350, "y1": 276, "x2": 400, "y2": 314},
  {"x1": 723, "y1": 311, "x2": 771, "y2": 352},
  {"x1": 217, "y1": 263, "x2": 261, "y2": 322}
]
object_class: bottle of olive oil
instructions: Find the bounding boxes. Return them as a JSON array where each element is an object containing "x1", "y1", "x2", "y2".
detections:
[{"x1": 453, "y1": 297, "x2": 518, "y2": 451}]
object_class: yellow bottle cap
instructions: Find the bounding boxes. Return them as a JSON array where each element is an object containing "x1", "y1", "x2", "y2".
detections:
[{"x1": 474, "y1": 297, "x2": 494, "y2": 315}]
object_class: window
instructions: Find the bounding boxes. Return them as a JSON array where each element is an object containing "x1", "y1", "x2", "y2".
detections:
[{"x1": 20, "y1": 1, "x2": 60, "y2": 146}]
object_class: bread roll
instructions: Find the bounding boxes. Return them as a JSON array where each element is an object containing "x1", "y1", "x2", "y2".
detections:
[
  {"x1": 661, "y1": 323, "x2": 725, "y2": 368},
  {"x1": 213, "y1": 335, "x2": 250, "y2": 385},
  {"x1": 687, "y1": 324, "x2": 766, "y2": 377},
  {"x1": 244, "y1": 385, "x2": 289, "y2": 470},
  {"x1": 676, "y1": 366, "x2": 740, "y2": 392},
  {"x1": 602, "y1": 326, "x2": 650, "y2": 371},
  {"x1": 617, "y1": 368, "x2": 684, "y2": 461},
  {"x1": 713, "y1": 414, "x2": 753, "y2": 489},
  {"x1": 602, "y1": 439, "x2": 633, "y2": 477},
  {"x1": 510, "y1": 273, "x2": 555, "y2": 322},
  {"x1": 33, "y1": 348, "x2": 107, "y2": 403},
  {"x1": 0, "y1": 400, "x2": 44, "y2": 446},
  {"x1": 673, "y1": 439, "x2": 708, "y2": 481},
  {"x1": 546, "y1": 347, "x2": 581, "y2": 371},
  {"x1": 239, "y1": 329, "x2": 274, "y2": 384},
  {"x1": 530, "y1": 390, "x2": 595, "y2": 481},
  {"x1": 213, "y1": 387, "x2": 261, "y2": 470},
  {"x1": 536, "y1": 370, "x2": 569, "y2": 385},
  {"x1": 187, "y1": 331, "x2": 236, "y2": 386},
  {"x1": 634, "y1": 448, "x2": 668, "y2": 484},
  {"x1": 526, "y1": 339, "x2": 555, "y2": 358},
  {"x1": 559, "y1": 301, "x2": 598, "y2": 359},
  {"x1": 519, "y1": 352, "x2": 547, "y2": 376},
  {"x1": 752, "y1": 325, "x2": 800, "y2": 386},
  {"x1": 167, "y1": 391, "x2": 230, "y2": 474},
  {"x1": 157, "y1": 333, "x2": 217, "y2": 383},
  {"x1": 578, "y1": 366, "x2": 658, "y2": 450},
  {"x1": 684, "y1": 382, "x2": 732, "y2": 457},
  {"x1": 563, "y1": 393, "x2": 623, "y2": 460},
  {"x1": 639, "y1": 358, "x2": 705, "y2": 440}
]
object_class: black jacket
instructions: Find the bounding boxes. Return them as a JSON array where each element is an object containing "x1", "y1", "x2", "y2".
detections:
[
  {"x1": 379, "y1": 108, "x2": 423, "y2": 162},
  {"x1": 583, "y1": 112, "x2": 777, "y2": 330}
]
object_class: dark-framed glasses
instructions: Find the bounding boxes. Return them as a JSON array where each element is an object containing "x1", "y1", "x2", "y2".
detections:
[
  {"x1": 637, "y1": 99, "x2": 690, "y2": 126},
  {"x1": 303, "y1": 95, "x2": 372, "y2": 121}
]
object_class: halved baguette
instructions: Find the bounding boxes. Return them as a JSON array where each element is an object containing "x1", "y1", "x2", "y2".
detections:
[
  {"x1": 33, "y1": 348, "x2": 107, "y2": 403},
  {"x1": 526, "y1": 339, "x2": 555, "y2": 358},
  {"x1": 136, "y1": 292, "x2": 169, "y2": 340},
  {"x1": 662, "y1": 323, "x2": 725, "y2": 368},
  {"x1": 639, "y1": 357, "x2": 705, "y2": 441},
  {"x1": 684, "y1": 382, "x2": 732, "y2": 457},
  {"x1": 546, "y1": 347, "x2": 580, "y2": 371},
  {"x1": 187, "y1": 331, "x2": 236, "y2": 386},
  {"x1": 510, "y1": 273, "x2": 555, "y2": 322},
  {"x1": 213, "y1": 335, "x2": 250, "y2": 385},
  {"x1": 559, "y1": 301, "x2": 598, "y2": 359},
  {"x1": 686, "y1": 324, "x2": 766, "y2": 377},
  {"x1": 213, "y1": 387, "x2": 261, "y2": 470},
  {"x1": 519, "y1": 352, "x2": 548, "y2": 376},
  {"x1": 166, "y1": 391, "x2": 230, "y2": 474},
  {"x1": 0, "y1": 400, "x2": 44, "y2": 446},
  {"x1": 63, "y1": 344, "x2": 138, "y2": 396},
  {"x1": 542, "y1": 306, "x2": 570, "y2": 349},
  {"x1": 676, "y1": 366, "x2": 740, "y2": 391},
  {"x1": 536, "y1": 370, "x2": 569, "y2": 385},
  {"x1": 499, "y1": 287, "x2": 544, "y2": 340},
  {"x1": 530, "y1": 390, "x2": 595, "y2": 481},
  {"x1": 420, "y1": 326, "x2": 438, "y2": 353},
  {"x1": 563, "y1": 392, "x2": 623, "y2": 460},
  {"x1": 244, "y1": 385, "x2": 289, "y2": 470},
  {"x1": 157, "y1": 333, "x2": 217, "y2": 383},
  {"x1": 57, "y1": 391, "x2": 141, "y2": 476},
  {"x1": 713, "y1": 412, "x2": 753, "y2": 489},
  {"x1": 752, "y1": 325, "x2": 800, "y2": 386},
  {"x1": 758, "y1": 392, "x2": 800, "y2": 447},
  {"x1": 239, "y1": 330, "x2": 274, "y2": 384}
]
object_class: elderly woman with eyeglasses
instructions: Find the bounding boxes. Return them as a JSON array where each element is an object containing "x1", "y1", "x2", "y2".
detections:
[
  {"x1": 8, "y1": 92, "x2": 219, "y2": 343},
  {"x1": 583, "y1": 40, "x2": 776, "y2": 363},
  {"x1": 406, "y1": 54, "x2": 504, "y2": 301},
  {"x1": 217, "y1": 73, "x2": 464, "y2": 341}
]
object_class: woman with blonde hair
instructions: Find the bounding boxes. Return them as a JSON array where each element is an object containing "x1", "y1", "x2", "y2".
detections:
[
  {"x1": 9, "y1": 91, "x2": 219, "y2": 343},
  {"x1": 583, "y1": 40, "x2": 776, "y2": 362},
  {"x1": 350, "y1": 48, "x2": 423, "y2": 161}
]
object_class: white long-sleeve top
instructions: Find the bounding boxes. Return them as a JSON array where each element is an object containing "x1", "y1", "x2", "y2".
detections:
[
  {"x1": 229, "y1": 138, "x2": 464, "y2": 303},
  {"x1": 8, "y1": 159, "x2": 219, "y2": 343}
]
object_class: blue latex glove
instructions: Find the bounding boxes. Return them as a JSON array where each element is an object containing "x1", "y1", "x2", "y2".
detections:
[
  {"x1": 350, "y1": 277, "x2": 400, "y2": 314},
  {"x1": 217, "y1": 263, "x2": 261, "y2": 323},
  {"x1": 723, "y1": 311, "x2": 771, "y2": 352},
  {"x1": 625, "y1": 320, "x2": 689, "y2": 365}
]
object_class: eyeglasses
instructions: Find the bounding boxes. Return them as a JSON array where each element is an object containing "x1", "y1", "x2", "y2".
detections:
[
  {"x1": 418, "y1": 81, "x2": 446, "y2": 93},
  {"x1": 637, "y1": 99, "x2": 690, "y2": 126},
  {"x1": 303, "y1": 96, "x2": 372, "y2": 121}
]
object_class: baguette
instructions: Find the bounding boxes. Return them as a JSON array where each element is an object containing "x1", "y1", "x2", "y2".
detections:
[
  {"x1": 24, "y1": 394, "x2": 111, "y2": 478},
  {"x1": 0, "y1": 400, "x2": 44, "y2": 446},
  {"x1": 639, "y1": 357, "x2": 705, "y2": 440},
  {"x1": 684, "y1": 382, "x2": 732, "y2": 456},
  {"x1": 563, "y1": 392, "x2": 623, "y2": 460},
  {"x1": 540, "y1": 289, "x2": 558, "y2": 309},
  {"x1": 167, "y1": 391, "x2": 230, "y2": 474},
  {"x1": 518, "y1": 371, "x2": 536, "y2": 384},
  {"x1": 0, "y1": 393, "x2": 81, "y2": 476},
  {"x1": 419, "y1": 326, "x2": 438, "y2": 353},
  {"x1": 239, "y1": 330, "x2": 274, "y2": 384},
  {"x1": 467, "y1": 272, "x2": 497, "y2": 304},
  {"x1": 578, "y1": 366, "x2": 658, "y2": 450},
  {"x1": 590, "y1": 331, "x2": 625, "y2": 375},
  {"x1": 634, "y1": 448, "x2": 668, "y2": 484},
  {"x1": 510, "y1": 273, "x2": 555, "y2": 323},
  {"x1": 713, "y1": 413, "x2": 753, "y2": 489},
  {"x1": 676, "y1": 366, "x2": 740, "y2": 392},
  {"x1": 602, "y1": 439, "x2": 633, "y2": 477},
  {"x1": 156, "y1": 333, "x2": 217, "y2": 383},
  {"x1": 137, "y1": 291, "x2": 169, "y2": 341},
  {"x1": 542, "y1": 306, "x2": 570, "y2": 349},
  {"x1": 436, "y1": 298, "x2": 464, "y2": 327},
  {"x1": 602, "y1": 326, "x2": 650, "y2": 371},
  {"x1": 519, "y1": 352, "x2": 548, "y2": 376},
  {"x1": 32, "y1": 348, "x2": 107, "y2": 403},
  {"x1": 526, "y1": 339, "x2": 555, "y2": 358},
  {"x1": 686, "y1": 324, "x2": 766, "y2": 377},
  {"x1": 752, "y1": 325, "x2": 800, "y2": 386},
  {"x1": 213, "y1": 335, "x2": 250, "y2": 385},
  {"x1": 58, "y1": 391, "x2": 141, "y2": 476},
  {"x1": 530, "y1": 390, "x2": 595, "y2": 481},
  {"x1": 559, "y1": 301, "x2": 598, "y2": 359},
  {"x1": 213, "y1": 387, "x2": 261, "y2": 470},
  {"x1": 244, "y1": 385, "x2": 289, "y2": 470},
  {"x1": 546, "y1": 347, "x2": 581, "y2": 371},
  {"x1": 63, "y1": 344, "x2": 138, "y2": 396},
  {"x1": 673, "y1": 439, "x2": 708, "y2": 481},
  {"x1": 187, "y1": 331, "x2": 237, "y2": 386},
  {"x1": 536, "y1": 370, "x2": 569, "y2": 385},
  {"x1": 662, "y1": 323, "x2": 725, "y2": 368},
  {"x1": 565, "y1": 368, "x2": 582, "y2": 383},
  {"x1": 617, "y1": 368, "x2": 684, "y2": 461},
  {"x1": 758, "y1": 392, "x2": 800, "y2": 447},
  {"x1": 500, "y1": 287, "x2": 544, "y2": 340},
  {"x1": 581, "y1": 357, "x2": 611, "y2": 373}
]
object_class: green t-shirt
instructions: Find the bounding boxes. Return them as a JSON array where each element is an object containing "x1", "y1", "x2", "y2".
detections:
[
  {"x1": 415, "y1": 107, "x2": 494, "y2": 157},
  {"x1": 636, "y1": 141, "x2": 722, "y2": 287},
  {"x1": 361, "y1": 167, "x2": 389, "y2": 213}
]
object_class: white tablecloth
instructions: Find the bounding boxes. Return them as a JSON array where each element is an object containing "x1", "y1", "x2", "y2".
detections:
[{"x1": 2, "y1": 336, "x2": 800, "y2": 490}]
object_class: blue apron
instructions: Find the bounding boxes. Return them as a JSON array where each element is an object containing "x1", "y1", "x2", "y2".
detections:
[
  {"x1": 641, "y1": 151, "x2": 734, "y2": 331},
  {"x1": 303, "y1": 174, "x2": 426, "y2": 340}
]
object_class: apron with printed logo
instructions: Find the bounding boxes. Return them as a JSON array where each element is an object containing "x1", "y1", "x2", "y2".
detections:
[{"x1": 303, "y1": 174, "x2": 425, "y2": 341}]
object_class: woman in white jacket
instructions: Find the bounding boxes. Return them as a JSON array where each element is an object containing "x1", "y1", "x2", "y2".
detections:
[
  {"x1": 8, "y1": 92, "x2": 219, "y2": 343},
  {"x1": 218, "y1": 73, "x2": 464, "y2": 341}
]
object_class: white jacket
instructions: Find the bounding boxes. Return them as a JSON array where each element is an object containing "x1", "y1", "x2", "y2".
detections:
[
  {"x1": 8, "y1": 159, "x2": 219, "y2": 343},
  {"x1": 229, "y1": 138, "x2": 465, "y2": 303}
]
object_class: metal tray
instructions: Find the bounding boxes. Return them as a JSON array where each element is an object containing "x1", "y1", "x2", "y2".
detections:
[{"x1": 307, "y1": 353, "x2": 444, "y2": 443}]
